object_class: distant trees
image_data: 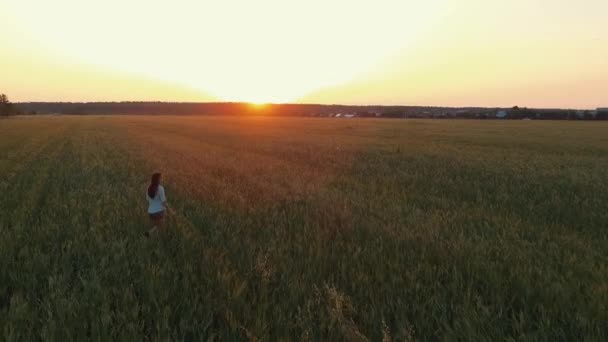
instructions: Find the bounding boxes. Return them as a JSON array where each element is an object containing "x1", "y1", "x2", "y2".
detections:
[{"x1": 1, "y1": 94, "x2": 15, "y2": 117}]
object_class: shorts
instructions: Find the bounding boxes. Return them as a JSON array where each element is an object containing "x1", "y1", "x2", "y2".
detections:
[{"x1": 149, "y1": 211, "x2": 165, "y2": 221}]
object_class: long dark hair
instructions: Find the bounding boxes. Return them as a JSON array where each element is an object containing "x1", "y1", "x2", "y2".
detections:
[{"x1": 148, "y1": 173, "x2": 162, "y2": 198}]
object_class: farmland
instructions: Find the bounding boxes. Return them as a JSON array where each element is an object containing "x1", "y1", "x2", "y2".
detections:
[{"x1": 1, "y1": 115, "x2": 607, "y2": 340}]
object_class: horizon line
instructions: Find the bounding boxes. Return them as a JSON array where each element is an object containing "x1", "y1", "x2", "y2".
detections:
[{"x1": 12, "y1": 101, "x2": 606, "y2": 111}]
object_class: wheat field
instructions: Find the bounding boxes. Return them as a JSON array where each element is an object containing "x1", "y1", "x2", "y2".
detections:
[{"x1": 1, "y1": 115, "x2": 607, "y2": 340}]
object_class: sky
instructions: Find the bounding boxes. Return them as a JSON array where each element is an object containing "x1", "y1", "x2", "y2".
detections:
[{"x1": 1, "y1": 0, "x2": 607, "y2": 108}]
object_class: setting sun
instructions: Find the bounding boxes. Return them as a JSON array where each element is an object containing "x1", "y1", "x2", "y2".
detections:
[{"x1": 248, "y1": 102, "x2": 269, "y2": 109}]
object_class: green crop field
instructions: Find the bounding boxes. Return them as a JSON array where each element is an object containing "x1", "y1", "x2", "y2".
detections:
[{"x1": 1, "y1": 115, "x2": 607, "y2": 340}]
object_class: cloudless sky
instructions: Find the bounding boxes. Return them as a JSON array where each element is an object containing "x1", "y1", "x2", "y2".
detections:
[{"x1": 2, "y1": 0, "x2": 607, "y2": 108}]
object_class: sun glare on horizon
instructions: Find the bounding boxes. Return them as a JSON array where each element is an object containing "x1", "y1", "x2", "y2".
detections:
[{"x1": 248, "y1": 101, "x2": 269, "y2": 109}]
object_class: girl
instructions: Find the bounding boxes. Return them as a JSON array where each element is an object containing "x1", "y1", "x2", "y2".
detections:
[{"x1": 145, "y1": 172, "x2": 169, "y2": 236}]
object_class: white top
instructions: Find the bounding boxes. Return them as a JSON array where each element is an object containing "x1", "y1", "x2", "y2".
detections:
[{"x1": 147, "y1": 185, "x2": 166, "y2": 214}]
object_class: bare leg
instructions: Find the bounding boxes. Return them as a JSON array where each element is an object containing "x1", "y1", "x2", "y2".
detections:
[
  {"x1": 157, "y1": 218, "x2": 165, "y2": 234},
  {"x1": 146, "y1": 223, "x2": 158, "y2": 237}
]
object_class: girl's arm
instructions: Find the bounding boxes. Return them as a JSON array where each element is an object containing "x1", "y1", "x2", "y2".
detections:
[{"x1": 160, "y1": 187, "x2": 170, "y2": 211}]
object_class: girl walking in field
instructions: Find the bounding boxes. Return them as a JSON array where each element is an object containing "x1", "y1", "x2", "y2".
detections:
[{"x1": 145, "y1": 172, "x2": 169, "y2": 237}]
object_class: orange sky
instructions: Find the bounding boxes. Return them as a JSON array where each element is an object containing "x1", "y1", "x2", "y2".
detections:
[{"x1": 2, "y1": 0, "x2": 607, "y2": 108}]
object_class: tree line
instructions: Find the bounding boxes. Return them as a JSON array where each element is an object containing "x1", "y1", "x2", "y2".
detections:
[
  {"x1": 0, "y1": 94, "x2": 17, "y2": 117},
  {"x1": 6, "y1": 96, "x2": 608, "y2": 120}
]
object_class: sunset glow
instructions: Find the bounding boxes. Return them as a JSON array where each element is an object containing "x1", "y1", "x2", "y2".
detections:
[{"x1": 2, "y1": 0, "x2": 607, "y2": 108}]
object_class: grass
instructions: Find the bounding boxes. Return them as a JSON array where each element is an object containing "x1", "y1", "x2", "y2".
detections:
[{"x1": 1, "y1": 115, "x2": 607, "y2": 340}]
